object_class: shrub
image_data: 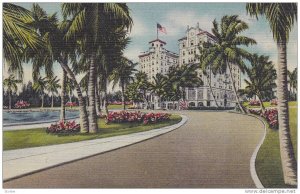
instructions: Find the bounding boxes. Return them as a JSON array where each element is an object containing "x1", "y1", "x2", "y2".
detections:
[
  {"x1": 14, "y1": 100, "x2": 30, "y2": 109},
  {"x1": 249, "y1": 100, "x2": 260, "y2": 106},
  {"x1": 66, "y1": 102, "x2": 77, "y2": 107},
  {"x1": 46, "y1": 120, "x2": 80, "y2": 134},
  {"x1": 248, "y1": 108, "x2": 278, "y2": 129},
  {"x1": 105, "y1": 111, "x2": 171, "y2": 125}
]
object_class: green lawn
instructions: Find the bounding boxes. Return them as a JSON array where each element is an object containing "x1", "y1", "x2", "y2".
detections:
[
  {"x1": 243, "y1": 101, "x2": 297, "y2": 108},
  {"x1": 255, "y1": 104, "x2": 297, "y2": 188},
  {"x1": 3, "y1": 114, "x2": 181, "y2": 151}
]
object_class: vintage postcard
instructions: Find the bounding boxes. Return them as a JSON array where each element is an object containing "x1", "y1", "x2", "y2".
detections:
[{"x1": 2, "y1": 1, "x2": 298, "y2": 192}]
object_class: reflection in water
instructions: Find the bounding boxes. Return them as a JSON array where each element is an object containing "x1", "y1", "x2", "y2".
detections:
[{"x1": 3, "y1": 110, "x2": 79, "y2": 125}]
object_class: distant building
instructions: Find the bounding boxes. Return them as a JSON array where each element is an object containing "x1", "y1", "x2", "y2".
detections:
[
  {"x1": 139, "y1": 39, "x2": 179, "y2": 82},
  {"x1": 137, "y1": 23, "x2": 242, "y2": 109},
  {"x1": 178, "y1": 23, "x2": 242, "y2": 108},
  {"x1": 138, "y1": 39, "x2": 179, "y2": 109}
]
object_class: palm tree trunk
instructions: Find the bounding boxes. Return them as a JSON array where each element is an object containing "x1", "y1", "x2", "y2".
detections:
[
  {"x1": 41, "y1": 94, "x2": 44, "y2": 108},
  {"x1": 59, "y1": 61, "x2": 89, "y2": 133},
  {"x1": 228, "y1": 62, "x2": 246, "y2": 114},
  {"x1": 104, "y1": 80, "x2": 109, "y2": 116},
  {"x1": 95, "y1": 79, "x2": 101, "y2": 115},
  {"x1": 121, "y1": 82, "x2": 125, "y2": 110},
  {"x1": 87, "y1": 53, "x2": 98, "y2": 133},
  {"x1": 51, "y1": 93, "x2": 54, "y2": 108},
  {"x1": 277, "y1": 41, "x2": 297, "y2": 186},
  {"x1": 8, "y1": 90, "x2": 12, "y2": 110},
  {"x1": 60, "y1": 70, "x2": 66, "y2": 121},
  {"x1": 257, "y1": 95, "x2": 265, "y2": 113},
  {"x1": 207, "y1": 75, "x2": 219, "y2": 108}
]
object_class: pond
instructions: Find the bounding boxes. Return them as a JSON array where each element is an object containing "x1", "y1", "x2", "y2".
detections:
[{"x1": 3, "y1": 110, "x2": 79, "y2": 126}]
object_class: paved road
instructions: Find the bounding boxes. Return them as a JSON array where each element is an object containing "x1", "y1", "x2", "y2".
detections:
[{"x1": 4, "y1": 111, "x2": 264, "y2": 188}]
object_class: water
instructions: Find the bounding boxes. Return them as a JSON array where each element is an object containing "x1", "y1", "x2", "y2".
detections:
[{"x1": 3, "y1": 110, "x2": 79, "y2": 126}]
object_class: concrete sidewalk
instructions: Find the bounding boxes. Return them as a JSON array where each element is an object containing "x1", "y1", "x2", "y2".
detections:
[{"x1": 3, "y1": 115, "x2": 188, "y2": 181}]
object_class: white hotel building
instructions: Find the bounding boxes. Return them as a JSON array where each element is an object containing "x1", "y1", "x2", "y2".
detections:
[
  {"x1": 178, "y1": 23, "x2": 241, "y2": 108},
  {"x1": 139, "y1": 39, "x2": 179, "y2": 109},
  {"x1": 138, "y1": 23, "x2": 242, "y2": 109}
]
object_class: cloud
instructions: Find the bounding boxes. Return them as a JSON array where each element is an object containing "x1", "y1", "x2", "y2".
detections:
[{"x1": 161, "y1": 10, "x2": 214, "y2": 36}]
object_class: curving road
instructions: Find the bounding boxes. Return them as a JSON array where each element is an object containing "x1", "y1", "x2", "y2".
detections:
[{"x1": 4, "y1": 111, "x2": 264, "y2": 188}]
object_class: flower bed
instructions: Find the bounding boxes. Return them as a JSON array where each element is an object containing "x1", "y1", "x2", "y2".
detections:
[
  {"x1": 15, "y1": 100, "x2": 30, "y2": 109},
  {"x1": 108, "y1": 101, "x2": 133, "y2": 105},
  {"x1": 249, "y1": 99, "x2": 260, "y2": 106},
  {"x1": 248, "y1": 108, "x2": 278, "y2": 129},
  {"x1": 46, "y1": 120, "x2": 80, "y2": 134},
  {"x1": 66, "y1": 102, "x2": 77, "y2": 107},
  {"x1": 105, "y1": 111, "x2": 171, "y2": 124}
]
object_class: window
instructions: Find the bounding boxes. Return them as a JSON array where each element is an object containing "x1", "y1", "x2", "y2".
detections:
[
  {"x1": 152, "y1": 43, "x2": 154, "y2": 46},
  {"x1": 183, "y1": 44, "x2": 185, "y2": 47}
]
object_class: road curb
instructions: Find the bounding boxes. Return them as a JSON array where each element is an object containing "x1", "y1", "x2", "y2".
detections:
[
  {"x1": 247, "y1": 114, "x2": 266, "y2": 189},
  {"x1": 3, "y1": 114, "x2": 188, "y2": 182},
  {"x1": 227, "y1": 111, "x2": 266, "y2": 188}
]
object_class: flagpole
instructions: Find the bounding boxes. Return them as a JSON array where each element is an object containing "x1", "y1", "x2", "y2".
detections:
[{"x1": 156, "y1": 24, "x2": 158, "y2": 39}]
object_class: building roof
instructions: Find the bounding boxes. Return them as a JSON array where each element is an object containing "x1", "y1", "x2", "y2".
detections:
[
  {"x1": 197, "y1": 31, "x2": 217, "y2": 41},
  {"x1": 178, "y1": 37, "x2": 187, "y2": 41},
  {"x1": 138, "y1": 52, "x2": 151, "y2": 58},
  {"x1": 148, "y1": 39, "x2": 166, "y2": 45}
]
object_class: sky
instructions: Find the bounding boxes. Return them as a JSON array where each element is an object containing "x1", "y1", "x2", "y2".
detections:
[{"x1": 6, "y1": 2, "x2": 298, "y2": 91}]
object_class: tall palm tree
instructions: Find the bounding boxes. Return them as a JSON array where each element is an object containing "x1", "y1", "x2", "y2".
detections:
[
  {"x1": 25, "y1": 4, "x2": 89, "y2": 132},
  {"x1": 198, "y1": 45, "x2": 220, "y2": 107},
  {"x1": 241, "y1": 54, "x2": 277, "y2": 112},
  {"x1": 200, "y1": 15, "x2": 256, "y2": 113},
  {"x1": 47, "y1": 76, "x2": 61, "y2": 108},
  {"x1": 110, "y1": 58, "x2": 137, "y2": 110},
  {"x1": 3, "y1": 75, "x2": 22, "y2": 110},
  {"x1": 33, "y1": 76, "x2": 47, "y2": 108},
  {"x1": 3, "y1": 3, "x2": 44, "y2": 78},
  {"x1": 62, "y1": 3, "x2": 133, "y2": 133},
  {"x1": 288, "y1": 68, "x2": 297, "y2": 100},
  {"x1": 246, "y1": 3, "x2": 297, "y2": 185}
]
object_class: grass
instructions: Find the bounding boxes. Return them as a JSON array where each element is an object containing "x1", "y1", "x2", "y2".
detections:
[
  {"x1": 243, "y1": 101, "x2": 297, "y2": 108},
  {"x1": 3, "y1": 114, "x2": 182, "y2": 151},
  {"x1": 255, "y1": 104, "x2": 297, "y2": 188}
]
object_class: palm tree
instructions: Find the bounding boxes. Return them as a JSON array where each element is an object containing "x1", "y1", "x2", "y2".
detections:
[
  {"x1": 3, "y1": 3, "x2": 44, "y2": 78},
  {"x1": 198, "y1": 45, "x2": 220, "y2": 107},
  {"x1": 25, "y1": 4, "x2": 89, "y2": 132},
  {"x1": 62, "y1": 3, "x2": 133, "y2": 133},
  {"x1": 241, "y1": 54, "x2": 277, "y2": 112},
  {"x1": 33, "y1": 77, "x2": 47, "y2": 108},
  {"x1": 200, "y1": 15, "x2": 256, "y2": 113},
  {"x1": 134, "y1": 71, "x2": 151, "y2": 109},
  {"x1": 110, "y1": 57, "x2": 137, "y2": 110},
  {"x1": 246, "y1": 3, "x2": 297, "y2": 185},
  {"x1": 47, "y1": 76, "x2": 61, "y2": 108},
  {"x1": 3, "y1": 75, "x2": 22, "y2": 110},
  {"x1": 288, "y1": 68, "x2": 297, "y2": 100},
  {"x1": 149, "y1": 73, "x2": 169, "y2": 108}
]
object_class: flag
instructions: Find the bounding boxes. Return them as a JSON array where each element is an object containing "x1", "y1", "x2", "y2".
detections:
[{"x1": 157, "y1": 23, "x2": 167, "y2": 34}]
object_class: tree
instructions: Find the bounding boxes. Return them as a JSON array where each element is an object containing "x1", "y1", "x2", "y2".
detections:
[
  {"x1": 62, "y1": 3, "x2": 133, "y2": 133},
  {"x1": 241, "y1": 54, "x2": 276, "y2": 112},
  {"x1": 134, "y1": 71, "x2": 151, "y2": 109},
  {"x1": 33, "y1": 77, "x2": 47, "y2": 108},
  {"x1": 3, "y1": 3, "x2": 44, "y2": 78},
  {"x1": 47, "y1": 76, "x2": 61, "y2": 108},
  {"x1": 200, "y1": 15, "x2": 256, "y2": 113},
  {"x1": 246, "y1": 3, "x2": 297, "y2": 185},
  {"x1": 288, "y1": 68, "x2": 297, "y2": 100},
  {"x1": 3, "y1": 75, "x2": 22, "y2": 110},
  {"x1": 110, "y1": 57, "x2": 137, "y2": 110}
]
